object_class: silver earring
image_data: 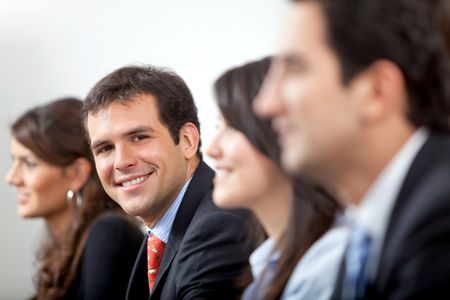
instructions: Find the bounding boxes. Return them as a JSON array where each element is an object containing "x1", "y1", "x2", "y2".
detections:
[
  {"x1": 67, "y1": 189, "x2": 82, "y2": 207},
  {"x1": 67, "y1": 190, "x2": 75, "y2": 203}
]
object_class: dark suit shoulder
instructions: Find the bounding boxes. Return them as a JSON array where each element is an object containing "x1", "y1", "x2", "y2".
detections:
[
  {"x1": 387, "y1": 133, "x2": 450, "y2": 236},
  {"x1": 170, "y1": 199, "x2": 251, "y2": 299},
  {"x1": 374, "y1": 133, "x2": 450, "y2": 299},
  {"x1": 87, "y1": 213, "x2": 144, "y2": 250},
  {"x1": 186, "y1": 204, "x2": 251, "y2": 243},
  {"x1": 72, "y1": 213, "x2": 143, "y2": 300}
]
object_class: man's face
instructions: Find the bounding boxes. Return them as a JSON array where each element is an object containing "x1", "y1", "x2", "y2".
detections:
[
  {"x1": 87, "y1": 94, "x2": 190, "y2": 226},
  {"x1": 255, "y1": 1, "x2": 364, "y2": 177}
]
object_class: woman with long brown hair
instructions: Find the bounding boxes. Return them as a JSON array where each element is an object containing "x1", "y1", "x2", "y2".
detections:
[
  {"x1": 207, "y1": 57, "x2": 344, "y2": 299},
  {"x1": 5, "y1": 98, "x2": 143, "y2": 300}
]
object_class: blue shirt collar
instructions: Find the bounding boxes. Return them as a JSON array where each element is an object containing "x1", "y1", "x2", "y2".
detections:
[
  {"x1": 249, "y1": 238, "x2": 280, "y2": 279},
  {"x1": 146, "y1": 177, "x2": 192, "y2": 243}
]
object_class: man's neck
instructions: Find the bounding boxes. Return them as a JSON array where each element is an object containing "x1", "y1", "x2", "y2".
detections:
[
  {"x1": 142, "y1": 158, "x2": 200, "y2": 228},
  {"x1": 323, "y1": 125, "x2": 416, "y2": 206}
]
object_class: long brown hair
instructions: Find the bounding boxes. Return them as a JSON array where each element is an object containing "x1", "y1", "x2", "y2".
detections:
[
  {"x1": 214, "y1": 57, "x2": 340, "y2": 300},
  {"x1": 11, "y1": 98, "x2": 123, "y2": 300}
]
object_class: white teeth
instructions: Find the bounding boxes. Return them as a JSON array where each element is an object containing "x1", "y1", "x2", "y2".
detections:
[{"x1": 122, "y1": 175, "x2": 147, "y2": 187}]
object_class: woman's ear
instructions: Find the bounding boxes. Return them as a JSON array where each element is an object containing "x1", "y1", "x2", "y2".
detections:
[
  {"x1": 179, "y1": 122, "x2": 200, "y2": 160},
  {"x1": 65, "y1": 157, "x2": 92, "y2": 191}
]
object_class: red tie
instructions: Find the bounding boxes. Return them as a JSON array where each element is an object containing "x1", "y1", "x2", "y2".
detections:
[{"x1": 147, "y1": 234, "x2": 165, "y2": 293}]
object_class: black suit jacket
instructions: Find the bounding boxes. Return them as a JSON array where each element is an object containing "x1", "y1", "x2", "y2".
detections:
[
  {"x1": 333, "y1": 133, "x2": 450, "y2": 299},
  {"x1": 65, "y1": 213, "x2": 144, "y2": 300},
  {"x1": 126, "y1": 162, "x2": 251, "y2": 300}
]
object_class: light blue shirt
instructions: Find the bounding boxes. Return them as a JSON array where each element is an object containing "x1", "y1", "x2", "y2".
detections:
[
  {"x1": 146, "y1": 178, "x2": 192, "y2": 242},
  {"x1": 281, "y1": 214, "x2": 349, "y2": 300},
  {"x1": 242, "y1": 238, "x2": 279, "y2": 300}
]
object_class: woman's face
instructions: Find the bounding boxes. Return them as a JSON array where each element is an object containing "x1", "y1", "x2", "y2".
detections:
[
  {"x1": 206, "y1": 115, "x2": 287, "y2": 209},
  {"x1": 5, "y1": 137, "x2": 73, "y2": 220}
]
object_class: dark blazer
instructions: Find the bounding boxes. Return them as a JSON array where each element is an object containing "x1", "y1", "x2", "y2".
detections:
[
  {"x1": 65, "y1": 213, "x2": 144, "y2": 300},
  {"x1": 126, "y1": 161, "x2": 252, "y2": 300},
  {"x1": 333, "y1": 132, "x2": 450, "y2": 299}
]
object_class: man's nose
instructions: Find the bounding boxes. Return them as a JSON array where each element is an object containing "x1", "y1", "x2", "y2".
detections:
[
  {"x1": 253, "y1": 62, "x2": 285, "y2": 118},
  {"x1": 114, "y1": 145, "x2": 137, "y2": 171}
]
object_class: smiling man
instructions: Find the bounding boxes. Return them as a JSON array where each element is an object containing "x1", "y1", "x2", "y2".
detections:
[
  {"x1": 82, "y1": 65, "x2": 251, "y2": 300},
  {"x1": 255, "y1": 0, "x2": 450, "y2": 299}
]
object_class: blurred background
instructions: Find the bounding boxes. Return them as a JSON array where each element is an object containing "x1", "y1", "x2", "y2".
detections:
[{"x1": 0, "y1": 0, "x2": 286, "y2": 298}]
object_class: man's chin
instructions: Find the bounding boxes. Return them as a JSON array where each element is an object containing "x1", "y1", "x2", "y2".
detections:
[{"x1": 119, "y1": 201, "x2": 144, "y2": 217}]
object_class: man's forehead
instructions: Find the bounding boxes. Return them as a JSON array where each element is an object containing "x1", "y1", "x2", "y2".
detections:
[
  {"x1": 280, "y1": 1, "x2": 326, "y2": 48},
  {"x1": 87, "y1": 98, "x2": 162, "y2": 138},
  {"x1": 276, "y1": 2, "x2": 336, "y2": 68}
]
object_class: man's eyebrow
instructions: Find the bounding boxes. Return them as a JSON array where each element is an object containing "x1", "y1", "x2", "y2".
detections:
[
  {"x1": 124, "y1": 125, "x2": 155, "y2": 137},
  {"x1": 90, "y1": 139, "x2": 109, "y2": 151},
  {"x1": 90, "y1": 125, "x2": 156, "y2": 150}
]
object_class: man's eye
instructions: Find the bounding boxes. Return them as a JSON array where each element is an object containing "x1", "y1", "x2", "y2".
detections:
[
  {"x1": 97, "y1": 145, "x2": 112, "y2": 154},
  {"x1": 133, "y1": 135, "x2": 148, "y2": 142}
]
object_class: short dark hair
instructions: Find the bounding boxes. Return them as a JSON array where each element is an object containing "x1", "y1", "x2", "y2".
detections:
[
  {"x1": 82, "y1": 65, "x2": 202, "y2": 158},
  {"x1": 292, "y1": 0, "x2": 450, "y2": 131}
]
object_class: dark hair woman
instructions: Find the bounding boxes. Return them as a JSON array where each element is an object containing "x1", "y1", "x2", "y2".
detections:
[
  {"x1": 207, "y1": 57, "x2": 344, "y2": 300},
  {"x1": 5, "y1": 98, "x2": 143, "y2": 300}
]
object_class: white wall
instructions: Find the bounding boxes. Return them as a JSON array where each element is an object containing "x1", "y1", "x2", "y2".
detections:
[{"x1": 0, "y1": 0, "x2": 287, "y2": 298}]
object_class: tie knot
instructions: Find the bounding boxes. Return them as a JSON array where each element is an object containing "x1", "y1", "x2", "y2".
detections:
[{"x1": 148, "y1": 234, "x2": 165, "y2": 249}]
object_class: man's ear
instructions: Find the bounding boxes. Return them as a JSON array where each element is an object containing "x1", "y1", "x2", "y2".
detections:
[
  {"x1": 179, "y1": 122, "x2": 200, "y2": 159},
  {"x1": 65, "y1": 157, "x2": 92, "y2": 191},
  {"x1": 353, "y1": 59, "x2": 407, "y2": 124}
]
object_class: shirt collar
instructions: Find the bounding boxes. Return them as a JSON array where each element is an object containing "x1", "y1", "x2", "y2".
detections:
[
  {"x1": 345, "y1": 127, "x2": 428, "y2": 278},
  {"x1": 146, "y1": 177, "x2": 192, "y2": 243},
  {"x1": 249, "y1": 238, "x2": 279, "y2": 279},
  {"x1": 350, "y1": 128, "x2": 428, "y2": 235}
]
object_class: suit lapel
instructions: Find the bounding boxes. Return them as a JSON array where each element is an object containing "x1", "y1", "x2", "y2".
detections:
[
  {"x1": 332, "y1": 134, "x2": 441, "y2": 299},
  {"x1": 150, "y1": 235, "x2": 177, "y2": 298},
  {"x1": 374, "y1": 133, "x2": 442, "y2": 291},
  {"x1": 150, "y1": 162, "x2": 214, "y2": 298},
  {"x1": 126, "y1": 238, "x2": 150, "y2": 300}
]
